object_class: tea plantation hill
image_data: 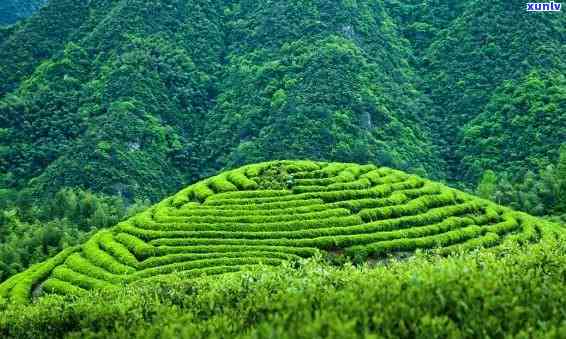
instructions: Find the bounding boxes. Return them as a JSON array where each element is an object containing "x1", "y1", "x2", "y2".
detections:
[{"x1": 0, "y1": 160, "x2": 562, "y2": 304}]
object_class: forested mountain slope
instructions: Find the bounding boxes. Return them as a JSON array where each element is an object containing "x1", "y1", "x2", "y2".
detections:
[
  {"x1": 390, "y1": 0, "x2": 566, "y2": 182},
  {"x1": 0, "y1": 0, "x2": 564, "y2": 205},
  {"x1": 0, "y1": 0, "x2": 47, "y2": 26},
  {"x1": 0, "y1": 0, "x2": 442, "y2": 202}
]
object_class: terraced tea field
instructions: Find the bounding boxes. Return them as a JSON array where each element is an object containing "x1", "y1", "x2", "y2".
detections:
[{"x1": 0, "y1": 161, "x2": 561, "y2": 304}]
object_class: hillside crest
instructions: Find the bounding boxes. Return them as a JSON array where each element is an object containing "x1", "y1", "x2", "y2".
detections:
[{"x1": 0, "y1": 160, "x2": 560, "y2": 304}]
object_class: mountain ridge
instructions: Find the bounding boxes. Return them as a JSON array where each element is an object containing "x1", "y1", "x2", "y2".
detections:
[{"x1": 0, "y1": 0, "x2": 564, "y2": 217}]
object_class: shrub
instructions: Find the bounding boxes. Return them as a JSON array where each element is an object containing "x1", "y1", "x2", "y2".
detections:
[
  {"x1": 51, "y1": 266, "x2": 116, "y2": 291},
  {"x1": 227, "y1": 170, "x2": 259, "y2": 191},
  {"x1": 359, "y1": 191, "x2": 458, "y2": 221},
  {"x1": 64, "y1": 253, "x2": 123, "y2": 284},
  {"x1": 208, "y1": 175, "x2": 238, "y2": 193},
  {"x1": 190, "y1": 182, "x2": 215, "y2": 202},
  {"x1": 436, "y1": 232, "x2": 500, "y2": 255},
  {"x1": 346, "y1": 225, "x2": 484, "y2": 259},
  {"x1": 41, "y1": 278, "x2": 87, "y2": 297},
  {"x1": 139, "y1": 251, "x2": 300, "y2": 269},
  {"x1": 205, "y1": 190, "x2": 290, "y2": 201},
  {"x1": 82, "y1": 236, "x2": 135, "y2": 275},
  {"x1": 151, "y1": 208, "x2": 351, "y2": 226},
  {"x1": 167, "y1": 203, "x2": 330, "y2": 218},
  {"x1": 131, "y1": 214, "x2": 363, "y2": 233},
  {"x1": 114, "y1": 231, "x2": 157, "y2": 258},
  {"x1": 154, "y1": 245, "x2": 320, "y2": 258},
  {"x1": 98, "y1": 231, "x2": 139, "y2": 268},
  {"x1": 4, "y1": 246, "x2": 79, "y2": 304},
  {"x1": 129, "y1": 257, "x2": 285, "y2": 281}
]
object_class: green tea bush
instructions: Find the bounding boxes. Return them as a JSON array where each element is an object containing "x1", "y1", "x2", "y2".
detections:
[
  {"x1": 359, "y1": 191, "x2": 458, "y2": 221},
  {"x1": 114, "y1": 231, "x2": 156, "y2": 259},
  {"x1": 1, "y1": 238, "x2": 565, "y2": 338},
  {"x1": 205, "y1": 189, "x2": 290, "y2": 201},
  {"x1": 227, "y1": 171, "x2": 259, "y2": 191},
  {"x1": 98, "y1": 231, "x2": 139, "y2": 268},
  {"x1": 64, "y1": 254, "x2": 123, "y2": 284},
  {"x1": 284, "y1": 161, "x2": 321, "y2": 173},
  {"x1": 41, "y1": 278, "x2": 87, "y2": 297},
  {"x1": 1, "y1": 161, "x2": 564, "y2": 304},
  {"x1": 166, "y1": 203, "x2": 330, "y2": 217},
  {"x1": 204, "y1": 192, "x2": 316, "y2": 206},
  {"x1": 131, "y1": 214, "x2": 363, "y2": 233},
  {"x1": 82, "y1": 237, "x2": 135, "y2": 275},
  {"x1": 329, "y1": 192, "x2": 408, "y2": 212},
  {"x1": 244, "y1": 163, "x2": 267, "y2": 178},
  {"x1": 50, "y1": 266, "x2": 116, "y2": 291},
  {"x1": 208, "y1": 175, "x2": 238, "y2": 193},
  {"x1": 346, "y1": 226, "x2": 484, "y2": 259},
  {"x1": 2, "y1": 247, "x2": 79, "y2": 304},
  {"x1": 129, "y1": 257, "x2": 285, "y2": 281},
  {"x1": 147, "y1": 216, "x2": 473, "y2": 249},
  {"x1": 482, "y1": 216, "x2": 520, "y2": 235},
  {"x1": 151, "y1": 208, "x2": 351, "y2": 226},
  {"x1": 293, "y1": 178, "x2": 372, "y2": 194},
  {"x1": 319, "y1": 163, "x2": 349, "y2": 176},
  {"x1": 208, "y1": 198, "x2": 326, "y2": 210},
  {"x1": 154, "y1": 245, "x2": 320, "y2": 258},
  {"x1": 139, "y1": 252, "x2": 300, "y2": 269},
  {"x1": 437, "y1": 232, "x2": 500, "y2": 255},
  {"x1": 190, "y1": 182, "x2": 215, "y2": 203}
]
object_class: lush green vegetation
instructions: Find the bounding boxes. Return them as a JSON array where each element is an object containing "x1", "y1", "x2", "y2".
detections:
[
  {"x1": 0, "y1": 188, "x2": 149, "y2": 282},
  {"x1": 1, "y1": 0, "x2": 564, "y2": 221},
  {"x1": 0, "y1": 0, "x2": 565, "y2": 335},
  {"x1": 0, "y1": 235, "x2": 564, "y2": 338},
  {"x1": 0, "y1": 161, "x2": 562, "y2": 305},
  {"x1": 0, "y1": 0, "x2": 46, "y2": 26},
  {"x1": 389, "y1": 1, "x2": 566, "y2": 183},
  {"x1": 475, "y1": 146, "x2": 566, "y2": 222}
]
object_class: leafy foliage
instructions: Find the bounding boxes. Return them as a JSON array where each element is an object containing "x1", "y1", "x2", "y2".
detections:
[
  {"x1": 1, "y1": 237, "x2": 565, "y2": 338},
  {"x1": 476, "y1": 146, "x2": 566, "y2": 220},
  {"x1": 0, "y1": 161, "x2": 562, "y2": 304},
  {"x1": 1, "y1": 0, "x2": 565, "y2": 216},
  {"x1": 460, "y1": 71, "x2": 566, "y2": 181},
  {"x1": 0, "y1": 188, "x2": 149, "y2": 282},
  {"x1": 0, "y1": 0, "x2": 445, "y2": 203},
  {"x1": 0, "y1": 0, "x2": 47, "y2": 26}
]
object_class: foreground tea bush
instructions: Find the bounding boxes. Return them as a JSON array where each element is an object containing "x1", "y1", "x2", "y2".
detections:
[
  {"x1": 0, "y1": 238, "x2": 564, "y2": 339},
  {"x1": 0, "y1": 161, "x2": 564, "y2": 303}
]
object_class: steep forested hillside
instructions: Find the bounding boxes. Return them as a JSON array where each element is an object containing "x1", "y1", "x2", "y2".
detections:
[
  {"x1": 0, "y1": 0, "x2": 446, "y2": 202},
  {"x1": 0, "y1": 0, "x2": 47, "y2": 26},
  {"x1": 0, "y1": 0, "x2": 564, "y2": 212},
  {"x1": 390, "y1": 0, "x2": 566, "y2": 183},
  {"x1": 458, "y1": 71, "x2": 566, "y2": 177}
]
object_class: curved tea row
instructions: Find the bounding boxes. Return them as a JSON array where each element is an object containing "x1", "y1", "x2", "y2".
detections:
[{"x1": 0, "y1": 161, "x2": 560, "y2": 303}]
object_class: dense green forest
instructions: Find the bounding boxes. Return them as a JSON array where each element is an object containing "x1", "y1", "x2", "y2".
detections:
[
  {"x1": 0, "y1": 0, "x2": 564, "y2": 199},
  {"x1": 0, "y1": 0, "x2": 47, "y2": 26}
]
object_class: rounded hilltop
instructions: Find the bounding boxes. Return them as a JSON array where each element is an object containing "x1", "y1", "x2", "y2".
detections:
[{"x1": 0, "y1": 160, "x2": 562, "y2": 304}]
